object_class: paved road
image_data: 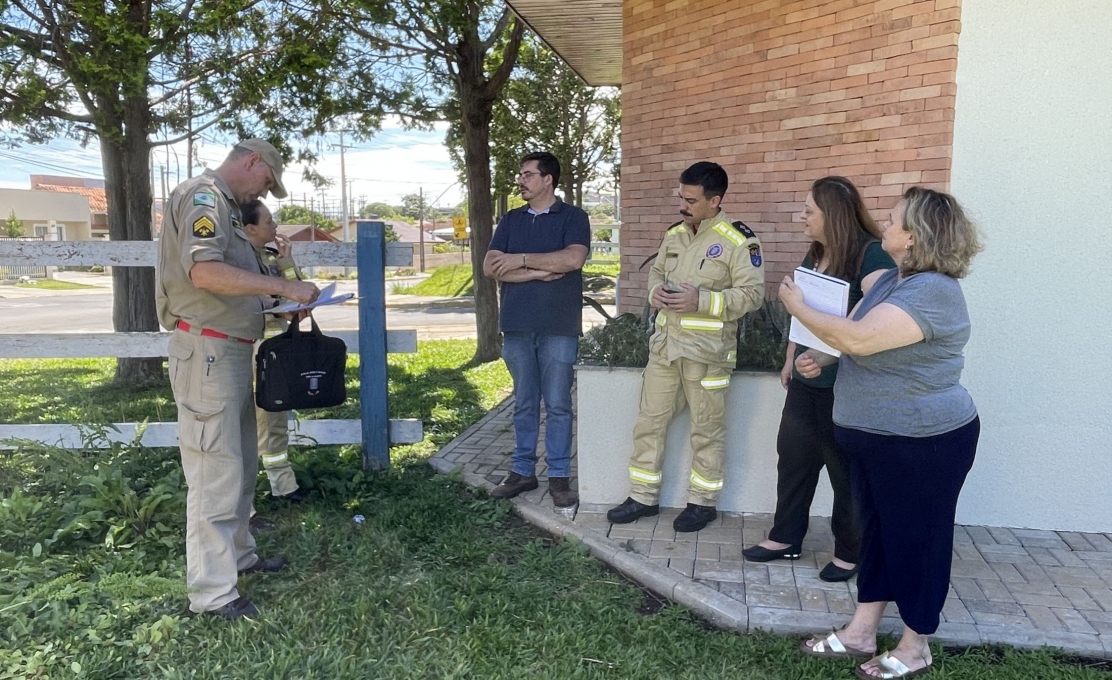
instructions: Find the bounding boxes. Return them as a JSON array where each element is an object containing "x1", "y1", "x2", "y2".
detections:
[{"x1": 0, "y1": 287, "x2": 613, "y2": 338}]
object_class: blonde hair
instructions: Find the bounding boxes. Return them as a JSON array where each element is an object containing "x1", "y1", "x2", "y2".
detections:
[{"x1": 900, "y1": 187, "x2": 983, "y2": 279}]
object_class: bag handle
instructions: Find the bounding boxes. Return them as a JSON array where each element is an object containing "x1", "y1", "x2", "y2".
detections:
[{"x1": 288, "y1": 312, "x2": 324, "y2": 339}]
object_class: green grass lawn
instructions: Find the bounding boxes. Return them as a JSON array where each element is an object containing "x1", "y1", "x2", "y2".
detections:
[
  {"x1": 394, "y1": 263, "x2": 618, "y2": 298},
  {"x1": 0, "y1": 343, "x2": 1104, "y2": 678},
  {"x1": 14, "y1": 279, "x2": 98, "y2": 290}
]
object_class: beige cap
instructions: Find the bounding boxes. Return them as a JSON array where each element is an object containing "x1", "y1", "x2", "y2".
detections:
[{"x1": 238, "y1": 138, "x2": 288, "y2": 199}]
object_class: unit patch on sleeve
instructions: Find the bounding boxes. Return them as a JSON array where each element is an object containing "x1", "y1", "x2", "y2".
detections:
[
  {"x1": 193, "y1": 192, "x2": 216, "y2": 208},
  {"x1": 706, "y1": 243, "x2": 723, "y2": 259},
  {"x1": 192, "y1": 216, "x2": 216, "y2": 238},
  {"x1": 748, "y1": 243, "x2": 763, "y2": 267}
]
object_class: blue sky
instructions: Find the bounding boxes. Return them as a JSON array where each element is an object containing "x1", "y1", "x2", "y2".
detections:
[{"x1": 0, "y1": 118, "x2": 464, "y2": 211}]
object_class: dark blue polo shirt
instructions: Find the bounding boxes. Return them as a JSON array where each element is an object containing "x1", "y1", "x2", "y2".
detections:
[{"x1": 489, "y1": 199, "x2": 591, "y2": 337}]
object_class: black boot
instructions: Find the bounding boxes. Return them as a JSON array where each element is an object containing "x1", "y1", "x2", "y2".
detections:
[
  {"x1": 673, "y1": 503, "x2": 717, "y2": 532},
  {"x1": 607, "y1": 497, "x2": 660, "y2": 524}
]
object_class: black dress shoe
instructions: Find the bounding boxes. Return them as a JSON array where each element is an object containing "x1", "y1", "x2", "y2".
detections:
[
  {"x1": 819, "y1": 562, "x2": 859, "y2": 582},
  {"x1": 204, "y1": 596, "x2": 258, "y2": 621},
  {"x1": 673, "y1": 503, "x2": 717, "y2": 532},
  {"x1": 607, "y1": 497, "x2": 660, "y2": 524},
  {"x1": 238, "y1": 555, "x2": 288, "y2": 575},
  {"x1": 742, "y1": 543, "x2": 802, "y2": 562},
  {"x1": 279, "y1": 487, "x2": 308, "y2": 503}
]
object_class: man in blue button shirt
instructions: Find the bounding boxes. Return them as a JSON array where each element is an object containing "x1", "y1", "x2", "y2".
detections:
[{"x1": 483, "y1": 152, "x2": 591, "y2": 508}]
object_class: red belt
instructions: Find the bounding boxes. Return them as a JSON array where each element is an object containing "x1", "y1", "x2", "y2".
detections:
[{"x1": 176, "y1": 320, "x2": 255, "y2": 345}]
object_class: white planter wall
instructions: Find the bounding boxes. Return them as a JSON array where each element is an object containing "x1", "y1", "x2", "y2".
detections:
[{"x1": 576, "y1": 365, "x2": 834, "y2": 515}]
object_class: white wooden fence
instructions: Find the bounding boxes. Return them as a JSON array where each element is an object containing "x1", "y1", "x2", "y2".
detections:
[
  {"x1": 588, "y1": 225, "x2": 619, "y2": 264},
  {"x1": 0, "y1": 239, "x2": 423, "y2": 450}
]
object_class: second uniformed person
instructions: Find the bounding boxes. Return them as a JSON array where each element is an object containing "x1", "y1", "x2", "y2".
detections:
[
  {"x1": 607, "y1": 161, "x2": 765, "y2": 532},
  {"x1": 156, "y1": 139, "x2": 319, "y2": 621},
  {"x1": 241, "y1": 199, "x2": 306, "y2": 505}
]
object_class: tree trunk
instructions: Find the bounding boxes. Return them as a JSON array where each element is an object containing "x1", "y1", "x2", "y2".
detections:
[
  {"x1": 459, "y1": 91, "x2": 501, "y2": 365},
  {"x1": 100, "y1": 108, "x2": 162, "y2": 385}
]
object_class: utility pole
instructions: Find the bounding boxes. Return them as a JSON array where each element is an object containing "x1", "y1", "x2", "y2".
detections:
[
  {"x1": 337, "y1": 130, "x2": 351, "y2": 240},
  {"x1": 418, "y1": 186, "x2": 425, "y2": 272},
  {"x1": 336, "y1": 130, "x2": 353, "y2": 276},
  {"x1": 185, "y1": 40, "x2": 194, "y2": 178},
  {"x1": 309, "y1": 195, "x2": 316, "y2": 278}
]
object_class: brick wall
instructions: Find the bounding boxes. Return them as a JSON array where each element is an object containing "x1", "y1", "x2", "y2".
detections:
[{"x1": 618, "y1": 0, "x2": 961, "y2": 312}]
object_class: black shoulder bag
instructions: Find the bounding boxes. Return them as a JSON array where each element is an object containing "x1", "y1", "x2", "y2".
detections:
[{"x1": 255, "y1": 315, "x2": 347, "y2": 412}]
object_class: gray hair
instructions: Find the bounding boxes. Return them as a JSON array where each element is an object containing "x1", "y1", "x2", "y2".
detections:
[{"x1": 225, "y1": 145, "x2": 255, "y2": 162}]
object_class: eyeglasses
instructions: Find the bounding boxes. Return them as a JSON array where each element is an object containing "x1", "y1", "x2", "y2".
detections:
[{"x1": 517, "y1": 171, "x2": 540, "y2": 180}]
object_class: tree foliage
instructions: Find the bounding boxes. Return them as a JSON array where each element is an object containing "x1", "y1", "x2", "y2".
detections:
[
  {"x1": 480, "y1": 34, "x2": 620, "y2": 209},
  {"x1": 337, "y1": 0, "x2": 525, "y2": 364},
  {"x1": 397, "y1": 192, "x2": 425, "y2": 220},
  {"x1": 3, "y1": 209, "x2": 21, "y2": 237},
  {"x1": 0, "y1": 1, "x2": 374, "y2": 383},
  {"x1": 276, "y1": 204, "x2": 338, "y2": 231},
  {"x1": 360, "y1": 201, "x2": 398, "y2": 218}
]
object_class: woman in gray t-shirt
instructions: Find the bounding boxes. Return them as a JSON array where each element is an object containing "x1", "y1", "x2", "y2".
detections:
[{"x1": 789, "y1": 187, "x2": 983, "y2": 679}]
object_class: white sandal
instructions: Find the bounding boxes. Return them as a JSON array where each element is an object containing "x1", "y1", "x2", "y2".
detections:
[
  {"x1": 854, "y1": 652, "x2": 933, "y2": 679},
  {"x1": 798, "y1": 631, "x2": 873, "y2": 659}
]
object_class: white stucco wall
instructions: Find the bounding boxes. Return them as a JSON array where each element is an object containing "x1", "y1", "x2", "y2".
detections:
[
  {"x1": 0, "y1": 189, "x2": 91, "y2": 224},
  {"x1": 576, "y1": 366, "x2": 835, "y2": 516},
  {"x1": 950, "y1": 0, "x2": 1112, "y2": 530}
]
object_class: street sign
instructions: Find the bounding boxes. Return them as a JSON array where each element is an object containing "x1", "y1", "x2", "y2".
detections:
[{"x1": 452, "y1": 216, "x2": 469, "y2": 240}]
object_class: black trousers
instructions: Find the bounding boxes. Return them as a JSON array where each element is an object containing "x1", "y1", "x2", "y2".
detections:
[
  {"x1": 836, "y1": 417, "x2": 980, "y2": 635},
  {"x1": 767, "y1": 380, "x2": 860, "y2": 563}
]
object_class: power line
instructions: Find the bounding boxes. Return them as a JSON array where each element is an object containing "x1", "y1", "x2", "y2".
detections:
[{"x1": 0, "y1": 150, "x2": 103, "y2": 179}]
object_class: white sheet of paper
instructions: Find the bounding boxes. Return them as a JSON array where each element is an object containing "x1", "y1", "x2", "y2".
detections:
[
  {"x1": 264, "y1": 282, "x2": 355, "y2": 314},
  {"x1": 788, "y1": 267, "x2": 850, "y2": 358}
]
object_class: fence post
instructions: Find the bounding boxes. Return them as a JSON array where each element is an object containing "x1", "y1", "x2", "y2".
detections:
[{"x1": 357, "y1": 220, "x2": 390, "y2": 470}]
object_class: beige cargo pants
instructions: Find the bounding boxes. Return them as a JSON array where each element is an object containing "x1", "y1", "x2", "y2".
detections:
[
  {"x1": 255, "y1": 407, "x2": 298, "y2": 497},
  {"x1": 169, "y1": 329, "x2": 260, "y2": 613},
  {"x1": 628, "y1": 355, "x2": 731, "y2": 507}
]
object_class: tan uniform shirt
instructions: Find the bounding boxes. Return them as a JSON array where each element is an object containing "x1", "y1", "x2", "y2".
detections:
[
  {"x1": 647, "y1": 211, "x2": 765, "y2": 368},
  {"x1": 156, "y1": 169, "x2": 267, "y2": 339}
]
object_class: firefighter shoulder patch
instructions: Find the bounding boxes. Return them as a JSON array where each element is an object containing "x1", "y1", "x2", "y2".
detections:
[
  {"x1": 748, "y1": 243, "x2": 763, "y2": 267},
  {"x1": 192, "y1": 216, "x2": 216, "y2": 238},
  {"x1": 732, "y1": 220, "x2": 756, "y2": 239}
]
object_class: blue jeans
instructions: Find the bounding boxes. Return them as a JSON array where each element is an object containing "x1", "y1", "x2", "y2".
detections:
[{"x1": 501, "y1": 332, "x2": 577, "y2": 478}]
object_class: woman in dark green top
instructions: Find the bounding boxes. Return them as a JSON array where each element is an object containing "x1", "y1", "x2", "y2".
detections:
[{"x1": 742, "y1": 176, "x2": 894, "y2": 581}]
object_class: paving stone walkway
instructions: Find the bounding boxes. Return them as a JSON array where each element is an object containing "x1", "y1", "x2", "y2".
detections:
[{"x1": 430, "y1": 395, "x2": 1112, "y2": 658}]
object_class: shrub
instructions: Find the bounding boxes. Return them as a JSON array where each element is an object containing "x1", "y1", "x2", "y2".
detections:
[{"x1": 578, "y1": 299, "x2": 789, "y2": 372}]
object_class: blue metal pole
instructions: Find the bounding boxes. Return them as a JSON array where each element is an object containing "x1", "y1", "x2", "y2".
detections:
[{"x1": 357, "y1": 220, "x2": 389, "y2": 470}]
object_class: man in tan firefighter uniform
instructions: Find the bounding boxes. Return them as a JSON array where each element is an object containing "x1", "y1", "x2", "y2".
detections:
[
  {"x1": 157, "y1": 139, "x2": 319, "y2": 621},
  {"x1": 240, "y1": 199, "x2": 307, "y2": 508},
  {"x1": 607, "y1": 161, "x2": 764, "y2": 532}
]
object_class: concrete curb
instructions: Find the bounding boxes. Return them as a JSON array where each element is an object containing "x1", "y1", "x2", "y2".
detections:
[
  {"x1": 514, "y1": 501, "x2": 749, "y2": 631},
  {"x1": 429, "y1": 431, "x2": 748, "y2": 631}
]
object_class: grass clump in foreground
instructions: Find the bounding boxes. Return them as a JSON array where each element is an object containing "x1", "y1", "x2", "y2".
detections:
[
  {"x1": 0, "y1": 343, "x2": 1105, "y2": 678},
  {"x1": 394, "y1": 263, "x2": 618, "y2": 298}
]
